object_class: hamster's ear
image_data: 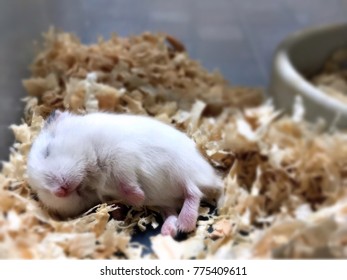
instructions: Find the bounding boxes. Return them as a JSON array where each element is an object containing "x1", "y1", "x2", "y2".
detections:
[{"x1": 44, "y1": 110, "x2": 69, "y2": 129}]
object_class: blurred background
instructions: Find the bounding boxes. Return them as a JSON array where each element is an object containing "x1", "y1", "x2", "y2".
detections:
[{"x1": 0, "y1": 0, "x2": 346, "y2": 162}]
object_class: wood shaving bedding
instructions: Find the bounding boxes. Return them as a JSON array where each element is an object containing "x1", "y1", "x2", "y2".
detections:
[
  {"x1": 312, "y1": 48, "x2": 347, "y2": 103},
  {"x1": 1, "y1": 28, "x2": 347, "y2": 259}
]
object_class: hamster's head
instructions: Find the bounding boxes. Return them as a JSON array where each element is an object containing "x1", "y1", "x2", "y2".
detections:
[{"x1": 26, "y1": 110, "x2": 100, "y2": 218}]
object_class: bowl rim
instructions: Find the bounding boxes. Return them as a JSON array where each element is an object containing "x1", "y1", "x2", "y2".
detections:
[{"x1": 272, "y1": 22, "x2": 347, "y2": 116}]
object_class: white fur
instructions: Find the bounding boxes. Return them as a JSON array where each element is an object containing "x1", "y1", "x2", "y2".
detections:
[{"x1": 27, "y1": 112, "x2": 222, "y2": 219}]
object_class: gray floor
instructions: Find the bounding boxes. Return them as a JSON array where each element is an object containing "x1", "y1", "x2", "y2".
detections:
[{"x1": 0, "y1": 0, "x2": 346, "y2": 162}]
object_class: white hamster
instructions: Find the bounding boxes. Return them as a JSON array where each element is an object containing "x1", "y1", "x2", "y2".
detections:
[{"x1": 27, "y1": 111, "x2": 222, "y2": 236}]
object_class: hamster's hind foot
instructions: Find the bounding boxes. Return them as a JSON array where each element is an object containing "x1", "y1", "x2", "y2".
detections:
[
  {"x1": 176, "y1": 184, "x2": 201, "y2": 233},
  {"x1": 119, "y1": 181, "x2": 145, "y2": 207},
  {"x1": 161, "y1": 209, "x2": 178, "y2": 237}
]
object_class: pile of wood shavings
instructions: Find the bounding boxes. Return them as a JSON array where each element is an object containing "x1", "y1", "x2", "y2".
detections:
[
  {"x1": 1, "y1": 29, "x2": 347, "y2": 259},
  {"x1": 312, "y1": 48, "x2": 347, "y2": 104}
]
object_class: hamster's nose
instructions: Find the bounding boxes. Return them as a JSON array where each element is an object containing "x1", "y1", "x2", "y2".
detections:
[{"x1": 53, "y1": 185, "x2": 70, "y2": 197}]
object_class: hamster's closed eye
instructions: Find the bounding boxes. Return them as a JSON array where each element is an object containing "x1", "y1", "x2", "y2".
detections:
[
  {"x1": 45, "y1": 110, "x2": 59, "y2": 126},
  {"x1": 44, "y1": 145, "x2": 50, "y2": 159}
]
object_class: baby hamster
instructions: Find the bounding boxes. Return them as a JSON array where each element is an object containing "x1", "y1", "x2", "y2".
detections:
[{"x1": 27, "y1": 111, "x2": 222, "y2": 236}]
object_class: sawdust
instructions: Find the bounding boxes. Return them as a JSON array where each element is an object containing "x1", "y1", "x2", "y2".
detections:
[{"x1": 312, "y1": 48, "x2": 347, "y2": 104}]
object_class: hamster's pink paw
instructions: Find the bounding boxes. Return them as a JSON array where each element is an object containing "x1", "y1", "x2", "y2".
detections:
[
  {"x1": 161, "y1": 216, "x2": 178, "y2": 237},
  {"x1": 126, "y1": 188, "x2": 145, "y2": 206},
  {"x1": 176, "y1": 193, "x2": 200, "y2": 233},
  {"x1": 119, "y1": 182, "x2": 145, "y2": 207},
  {"x1": 161, "y1": 222, "x2": 177, "y2": 237},
  {"x1": 161, "y1": 208, "x2": 178, "y2": 237},
  {"x1": 177, "y1": 211, "x2": 197, "y2": 233}
]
